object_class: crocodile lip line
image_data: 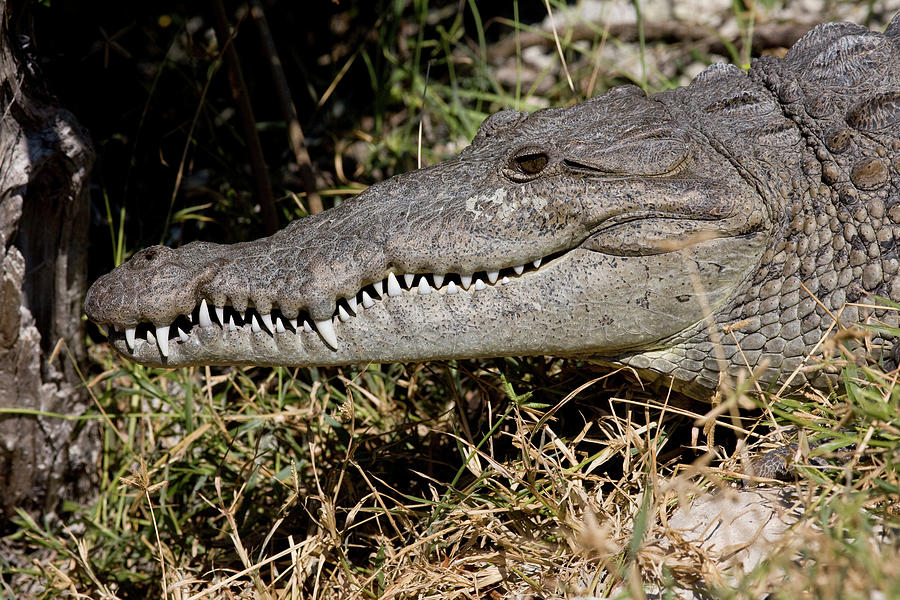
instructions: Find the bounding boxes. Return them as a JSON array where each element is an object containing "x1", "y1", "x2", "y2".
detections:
[{"x1": 101, "y1": 254, "x2": 558, "y2": 360}]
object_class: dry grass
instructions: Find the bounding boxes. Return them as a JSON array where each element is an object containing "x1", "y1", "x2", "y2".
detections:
[{"x1": 5, "y1": 317, "x2": 900, "y2": 598}]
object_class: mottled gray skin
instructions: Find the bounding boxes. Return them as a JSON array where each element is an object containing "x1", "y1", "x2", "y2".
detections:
[{"x1": 86, "y1": 16, "x2": 900, "y2": 398}]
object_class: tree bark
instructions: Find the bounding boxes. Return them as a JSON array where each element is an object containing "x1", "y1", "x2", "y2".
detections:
[{"x1": 0, "y1": 0, "x2": 96, "y2": 525}]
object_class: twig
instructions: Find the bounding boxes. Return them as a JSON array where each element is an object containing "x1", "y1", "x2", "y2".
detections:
[
  {"x1": 120, "y1": 458, "x2": 168, "y2": 599},
  {"x1": 486, "y1": 19, "x2": 818, "y2": 64},
  {"x1": 542, "y1": 0, "x2": 575, "y2": 94},
  {"x1": 249, "y1": 0, "x2": 323, "y2": 215},
  {"x1": 209, "y1": 0, "x2": 279, "y2": 234}
]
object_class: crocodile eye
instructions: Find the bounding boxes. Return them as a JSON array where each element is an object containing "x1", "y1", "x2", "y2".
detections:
[
  {"x1": 514, "y1": 152, "x2": 548, "y2": 174},
  {"x1": 505, "y1": 149, "x2": 550, "y2": 181}
]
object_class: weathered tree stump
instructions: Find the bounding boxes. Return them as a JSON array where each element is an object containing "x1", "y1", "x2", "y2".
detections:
[{"x1": 0, "y1": 0, "x2": 96, "y2": 525}]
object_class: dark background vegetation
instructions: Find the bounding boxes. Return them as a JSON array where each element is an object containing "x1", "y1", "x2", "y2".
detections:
[{"x1": 31, "y1": 0, "x2": 548, "y2": 270}]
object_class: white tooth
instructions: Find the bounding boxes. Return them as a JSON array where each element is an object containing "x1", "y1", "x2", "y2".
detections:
[
  {"x1": 199, "y1": 299, "x2": 213, "y2": 328},
  {"x1": 348, "y1": 297, "x2": 358, "y2": 313},
  {"x1": 338, "y1": 305, "x2": 351, "y2": 322},
  {"x1": 501, "y1": 276, "x2": 510, "y2": 284},
  {"x1": 251, "y1": 314, "x2": 262, "y2": 333},
  {"x1": 387, "y1": 272, "x2": 402, "y2": 297},
  {"x1": 533, "y1": 258, "x2": 542, "y2": 268},
  {"x1": 460, "y1": 274, "x2": 472, "y2": 290},
  {"x1": 226, "y1": 315, "x2": 237, "y2": 331},
  {"x1": 156, "y1": 325, "x2": 169, "y2": 357},
  {"x1": 275, "y1": 318, "x2": 286, "y2": 333},
  {"x1": 361, "y1": 290, "x2": 375, "y2": 308},
  {"x1": 215, "y1": 305, "x2": 224, "y2": 324},
  {"x1": 125, "y1": 327, "x2": 136, "y2": 351},
  {"x1": 260, "y1": 312, "x2": 275, "y2": 334},
  {"x1": 303, "y1": 320, "x2": 313, "y2": 333},
  {"x1": 315, "y1": 319, "x2": 339, "y2": 349},
  {"x1": 432, "y1": 274, "x2": 445, "y2": 288},
  {"x1": 289, "y1": 318, "x2": 298, "y2": 330},
  {"x1": 374, "y1": 280, "x2": 384, "y2": 296},
  {"x1": 146, "y1": 329, "x2": 156, "y2": 344},
  {"x1": 177, "y1": 327, "x2": 189, "y2": 342},
  {"x1": 417, "y1": 277, "x2": 432, "y2": 295},
  {"x1": 514, "y1": 264, "x2": 524, "y2": 275},
  {"x1": 487, "y1": 270, "x2": 499, "y2": 284},
  {"x1": 474, "y1": 278, "x2": 486, "y2": 291},
  {"x1": 404, "y1": 273, "x2": 415, "y2": 288},
  {"x1": 447, "y1": 281, "x2": 458, "y2": 295}
]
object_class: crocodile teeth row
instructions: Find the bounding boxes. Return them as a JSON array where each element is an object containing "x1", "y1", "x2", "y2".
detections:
[
  {"x1": 114, "y1": 256, "x2": 548, "y2": 357},
  {"x1": 120, "y1": 303, "x2": 322, "y2": 356}
]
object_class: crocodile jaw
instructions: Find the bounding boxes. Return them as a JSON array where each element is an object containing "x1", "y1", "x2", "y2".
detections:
[{"x1": 103, "y1": 234, "x2": 765, "y2": 367}]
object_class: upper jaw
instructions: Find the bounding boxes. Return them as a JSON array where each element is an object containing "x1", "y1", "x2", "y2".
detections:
[{"x1": 103, "y1": 246, "x2": 559, "y2": 362}]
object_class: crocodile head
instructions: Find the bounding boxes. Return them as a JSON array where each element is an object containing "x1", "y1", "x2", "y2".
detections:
[{"x1": 85, "y1": 84, "x2": 768, "y2": 374}]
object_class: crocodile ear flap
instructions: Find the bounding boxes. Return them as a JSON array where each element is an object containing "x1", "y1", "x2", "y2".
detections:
[{"x1": 562, "y1": 128, "x2": 691, "y2": 176}]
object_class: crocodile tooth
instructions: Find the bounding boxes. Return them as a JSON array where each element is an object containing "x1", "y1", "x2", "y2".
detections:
[
  {"x1": 315, "y1": 319, "x2": 338, "y2": 349},
  {"x1": 303, "y1": 320, "x2": 313, "y2": 333},
  {"x1": 374, "y1": 280, "x2": 384, "y2": 296},
  {"x1": 275, "y1": 318, "x2": 286, "y2": 333},
  {"x1": 156, "y1": 325, "x2": 169, "y2": 357},
  {"x1": 514, "y1": 265, "x2": 524, "y2": 275},
  {"x1": 260, "y1": 313, "x2": 275, "y2": 334},
  {"x1": 387, "y1": 272, "x2": 402, "y2": 297},
  {"x1": 146, "y1": 329, "x2": 156, "y2": 344},
  {"x1": 404, "y1": 273, "x2": 415, "y2": 288},
  {"x1": 348, "y1": 297, "x2": 358, "y2": 313},
  {"x1": 487, "y1": 270, "x2": 499, "y2": 284},
  {"x1": 289, "y1": 318, "x2": 298, "y2": 330},
  {"x1": 417, "y1": 277, "x2": 432, "y2": 295},
  {"x1": 125, "y1": 327, "x2": 136, "y2": 351},
  {"x1": 533, "y1": 258, "x2": 542, "y2": 268},
  {"x1": 501, "y1": 276, "x2": 510, "y2": 284},
  {"x1": 98, "y1": 324, "x2": 109, "y2": 337},
  {"x1": 361, "y1": 290, "x2": 375, "y2": 308},
  {"x1": 199, "y1": 299, "x2": 213, "y2": 328},
  {"x1": 447, "y1": 281, "x2": 458, "y2": 295},
  {"x1": 177, "y1": 327, "x2": 189, "y2": 342},
  {"x1": 251, "y1": 314, "x2": 262, "y2": 333},
  {"x1": 338, "y1": 304, "x2": 351, "y2": 322},
  {"x1": 225, "y1": 315, "x2": 237, "y2": 331},
  {"x1": 215, "y1": 305, "x2": 224, "y2": 325},
  {"x1": 432, "y1": 274, "x2": 445, "y2": 288},
  {"x1": 474, "y1": 277, "x2": 486, "y2": 291},
  {"x1": 460, "y1": 274, "x2": 472, "y2": 290}
]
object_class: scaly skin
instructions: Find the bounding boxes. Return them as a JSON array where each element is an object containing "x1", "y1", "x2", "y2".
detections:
[{"x1": 85, "y1": 15, "x2": 900, "y2": 398}]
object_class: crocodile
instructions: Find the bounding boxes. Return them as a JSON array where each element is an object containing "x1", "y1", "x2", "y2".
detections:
[{"x1": 85, "y1": 15, "x2": 900, "y2": 399}]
